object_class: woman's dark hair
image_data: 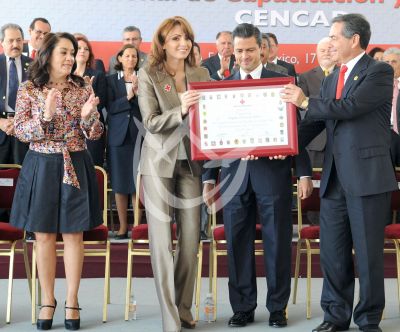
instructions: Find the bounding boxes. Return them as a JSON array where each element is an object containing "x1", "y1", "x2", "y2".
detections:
[
  {"x1": 74, "y1": 33, "x2": 95, "y2": 69},
  {"x1": 114, "y1": 44, "x2": 140, "y2": 72},
  {"x1": 368, "y1": 47, "x2": 385, "y2": 58},
  {"x1": 28, "y1": 32, "x2": 85, "y2": 87}
]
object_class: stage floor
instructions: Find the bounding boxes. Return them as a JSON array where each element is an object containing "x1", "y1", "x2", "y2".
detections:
[{"x1": 0, "y1": 278, "x2": 399, "y2": 331}]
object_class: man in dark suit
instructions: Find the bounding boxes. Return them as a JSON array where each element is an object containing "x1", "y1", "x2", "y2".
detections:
[
  {"x1": 203, "y1": 23, "x2": 313, "y2": 328},
  {"x1": 22, "y1": 17, "x2": 51, "y2": 59},
  {"x1": 298, "y1": 37, "x2": 337, "y2": 168},
  {"x1": 260, "y1": 33, "x2": 288, "y2": 75},
  {"x1": 266, "y1": 32, "x2": 297, "y2": 82},
  {"x1": 382, "y1": 47, "x2": 400, "y2": 167},
  {"x1": 201, "y1": 31, "x2": 235, "y2": 80},
  {"x1": 282, "y1": 14, "x2": 397, "y2": 332},
  {"x1": 0, "y1": 23, "x2": 31, "y2": 164},
  {"x1": 108, "y1": 26, "x2": 147, "y2": 74}
]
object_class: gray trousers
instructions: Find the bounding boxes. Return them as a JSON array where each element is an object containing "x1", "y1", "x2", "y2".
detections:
[{"x1": 142, "y1": 160, "x2": 201, "y2": 332}]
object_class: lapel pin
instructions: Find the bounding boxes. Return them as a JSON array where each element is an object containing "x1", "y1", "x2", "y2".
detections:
[
  {"x1": 164, "y1": 84, "x2": 171, "y2": 92},
  {"x1": 354, "y1": 76, "x2": 358, "y2": 81}
]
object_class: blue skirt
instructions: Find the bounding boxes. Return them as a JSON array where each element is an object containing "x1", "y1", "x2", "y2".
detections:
[{"x1": 10, "y1": 149, "x2": 103, "y2": 233}]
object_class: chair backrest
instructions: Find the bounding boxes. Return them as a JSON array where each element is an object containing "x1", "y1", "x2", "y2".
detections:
[
  {"x1": 95, "y1": 166, "x2": 108, "y2": 227},
  {"x1": 297, "y1": 168, "x2": 322, "y2": 229},
  {"x1": 391, "y1": 167, "x2": 400, "y2": 211},
  {"x1": 0, "y1": 164, "x2": 21, "y2": 210}
]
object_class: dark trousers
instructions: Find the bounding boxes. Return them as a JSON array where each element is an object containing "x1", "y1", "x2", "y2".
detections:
[
  {"x1": 0, "y1": 135, "x2": 29, "y2": 164},
  {"x1": 320, "y1": 164, "x2": 390, "y2": 328},
  {"x1": 222, "y1": 181, "x2": 292, "y2": 313}
]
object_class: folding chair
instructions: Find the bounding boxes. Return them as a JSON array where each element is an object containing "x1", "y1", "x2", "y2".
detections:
[
  {"x1": 31, "y1": 166, "x2": 110, "y2": 323},
  {"x1": 0, "y1": 164, "x2": 31, "y2": 323},
  {"x1": 292, "y1": 168, "x2": 322, "y2": 319},
  {"x1": 125, "y1": 173, "x2": 203, "y2": 321}
]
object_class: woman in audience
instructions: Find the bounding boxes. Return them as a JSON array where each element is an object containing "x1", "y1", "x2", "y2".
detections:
[
  {"x1": 138, "y1": 16, "x2": 210, "y2": 331},
  {"x1": 74, "y1": 33, "x2": 107, "y2": 167},
  {"x1": 368, "y1": 46, "x2": 385, "y2": 61},
  {"x1": 193, "y1": 42, "x2": 202, "y2": 67},
  {"x1": 10, "y1": 32, "x2": 103, "y2": 331},
  {"x1": 106, "y1": 44, "x2": 142, "y2": 239}
]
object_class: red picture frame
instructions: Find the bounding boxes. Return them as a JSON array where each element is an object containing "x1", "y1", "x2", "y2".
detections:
[{"x1": 188, "y1": 76, "x2": 298, "y2": 160}]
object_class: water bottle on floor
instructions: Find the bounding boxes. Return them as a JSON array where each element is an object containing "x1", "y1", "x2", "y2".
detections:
[
  {"x1": 203, "y1": 293, "x2": 215, "y2": 323},
  {"x1": 128, "y1": 294, "x2": 137, "y2": 320}
]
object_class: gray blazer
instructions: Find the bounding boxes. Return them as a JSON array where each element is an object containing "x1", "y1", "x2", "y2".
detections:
[{"x1": 138, "y1": 64, "x2": 210, "y2": 178}]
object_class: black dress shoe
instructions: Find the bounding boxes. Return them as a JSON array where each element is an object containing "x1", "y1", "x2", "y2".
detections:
[
  {"x1": 312, "y1": 321, "x2": 348, "y2": 332},
  {"x1": 359, "y1": 326, "x2": 382, "y2": 332},
  {"x1": 269, "y1": 310, "x2": 287, "y2": 327},
  {"x1": 114, "y1": 232, "x2": 128, "y2": 240},
  {"x1": 37, "y1": 299, "x2": 57, "y2": 330},
  {"x1": 64, "y1": 302, "x2": 81, "y2": 330},
  {"x1": 228, "y1": 311, "x2": 254, "y2": 327},
  {"x1": 180, "y1": 319, "x2": 196, "y2": 329}
]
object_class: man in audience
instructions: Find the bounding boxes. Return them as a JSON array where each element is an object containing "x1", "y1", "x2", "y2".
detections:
[
  {"x1": 202, "y1": 31, "x2": 235, "y2": 80},
  {"x1": 383, "y1": 48, "x2": 400, "y2": 167},
  {"x1": 266, "y1": 32, "x2": 297, "y2": 82},
  {"x1": 203, "y1": 23, "x2": 312, "y2": 329},
  {"x1": 283, "y1": 14, "x2": 396, "y2": 332},
  {"x1": 298, "y1": 37, "x2": 336, "y2": 167},
  {"x1": 22, "y1": 17, "x2": 51, "y2": 59},
  {"x1": 0, "y1": 23, "x2": 31, "y2": 165},
  {"x1": 260, "y1": 33, "x2": 288, "y2": 75},
  {"x1": 108, "y1": 26, "x2": 147, "y2": 74}
]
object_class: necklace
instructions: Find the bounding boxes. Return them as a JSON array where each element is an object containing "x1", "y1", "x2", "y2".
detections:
[{"x1": 48, "y1": 81, "x2": 68, "y2": 86}]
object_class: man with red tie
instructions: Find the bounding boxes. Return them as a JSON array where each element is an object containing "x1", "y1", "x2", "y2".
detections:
[
  {"x1": 203, "y1": 23, "x2": 313, "y2": 328},
  {"x1": 383, "y1": 48, "x2": 400, "y2": 166},
  {"x1": 202, "y1": 31, "x2": 235, "y2": 80},
  {"x1": 282, "y1": 14, "x2": 397, "y2": 332},
  {"x1": 22, "y1": 17, "x2": 51, "y2": 59}
]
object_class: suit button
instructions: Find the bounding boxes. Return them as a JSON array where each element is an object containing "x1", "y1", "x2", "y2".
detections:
[{"x1": 127, "y1": 114, "x2": 130, "y2": 118}]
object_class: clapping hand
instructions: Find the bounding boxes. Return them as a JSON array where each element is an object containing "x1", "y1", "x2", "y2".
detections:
[
  {"x1": 81, "y1": 93, "x2": 99, "y2": 122},
  {"x1": 43, "y1": 88, "x2": 58, "y2": 121}
]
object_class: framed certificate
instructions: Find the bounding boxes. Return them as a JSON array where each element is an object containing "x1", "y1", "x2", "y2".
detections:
[{"x1": 188, "y1": 77, "x2": 298, "y2": 160}]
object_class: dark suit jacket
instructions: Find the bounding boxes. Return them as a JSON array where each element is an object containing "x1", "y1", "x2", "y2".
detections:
[
  {"x1": 300, "y1": 54, "x2": 397, "y2": 197},
  {"x1": 0, "y1": 54, "x2": 32, "y2": 144},
  {"x1": 298, "y1": 66, "x2": 326, "y2": 151},
  {"x1": 203, "y1": 67, "x2": 311, "y2": 196},
  {"x1": 84, "y1": 67, "x2": 107, "y2": 123},
  {"x1": 106, "y1": 73, "x2": 142, "y2": 147},
  {"x1": 277, "y1": 59, "x2": 297, "y2": 82},
  {"x1": 202, "y1": 54, "x2": 235, "y2": 81}
]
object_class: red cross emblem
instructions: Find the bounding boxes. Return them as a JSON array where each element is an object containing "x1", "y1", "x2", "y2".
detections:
[{"x1": 164, "y1": 84, "x2": 171, "y2": 92}]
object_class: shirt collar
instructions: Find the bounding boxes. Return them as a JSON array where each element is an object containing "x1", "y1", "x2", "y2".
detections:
[
  {"x1": 342, "y1": 51, "x2": 365, "y2": 81},
  {"x1": 240, "y1": 63, "x2": 263, "y2": 80}
]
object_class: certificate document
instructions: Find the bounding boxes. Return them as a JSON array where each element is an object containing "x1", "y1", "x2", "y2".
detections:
[{"x1": 188, "y1": 77, "x2": 298, "y2": 160}]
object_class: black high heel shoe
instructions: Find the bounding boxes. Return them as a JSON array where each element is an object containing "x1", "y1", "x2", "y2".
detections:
[
  {"x1": 64, "y1": 302, "x2": 81, "y2": 330},
  {"x1": 37, "y1": 299, "x2": 57, "y2": 330}
]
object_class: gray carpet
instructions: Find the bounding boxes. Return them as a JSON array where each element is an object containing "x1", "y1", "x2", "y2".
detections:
[{"x1": 0, "y1": 278, "x2": 399, "y2": 331}]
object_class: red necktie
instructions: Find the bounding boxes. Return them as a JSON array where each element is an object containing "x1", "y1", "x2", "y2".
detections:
[
  {"x1": 31, "y1": 49, "x2": 36, "y2": 59},
  {"x1": 245, "y1": 74, "x2": 253, "y2": 80},
  {"x1": 335, "y1": 65, "x2": 348, "y2": 99},
  {"x1": 393, "y1": 80, "x2": 399, "y2": 134},
  {"x1": 223, "y1": 69, "x2": 230, "y2": 78}
]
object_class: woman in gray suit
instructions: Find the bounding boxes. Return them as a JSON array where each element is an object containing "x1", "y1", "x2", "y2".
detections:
[{"x1": 138, "y1": 16, "x2": 210, "y2": 332}]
